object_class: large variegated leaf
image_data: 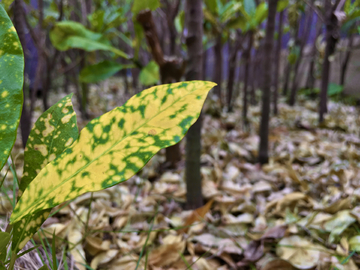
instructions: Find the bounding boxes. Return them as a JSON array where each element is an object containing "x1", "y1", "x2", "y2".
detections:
[
  {"x1": 10, "y1": 81, "x2": 216, "y2": 223},
  {"x1": 12, "y1": 95, "x2": 78, "y2": 251},
  {"x1": 19, "y1": 94, "x2": 78, "y2": 193},
  {"x1": 0, "y1": 5, "x2": 24, "y2": 171}
]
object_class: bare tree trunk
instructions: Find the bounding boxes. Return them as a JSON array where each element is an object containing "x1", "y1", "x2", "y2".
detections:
[
  {"x1": 340, "y1": 33, "x2": 354, "y2": 86},
  {"x1": 14, "y1": 0, "x2": 31, "y2": 148},
  {"x1": 203, "y1": 49, "x2": 208, "y2": 80},
  {"x1": 289, "y1": 8, "x2": 313, "y2": 106},
  {"x1": 132, "y1": 68, "x2": 139, "y2": 92},
  {"x1": 227, "y1": 34, "x2": 240, "y2": 112},
  {"x1": 164, "y1": 0, "x2": 180, "y2": 55},
  {"x1": 282, "y1": 62, "x2": 291, "y2": 96},
  {"x1": 305, "y1": 16, "x2": 323, "y2": 90},
  {"x1": 258, "y1": 0, "x2": 278, "y2": 165},
  {"x1": 319, "y1": 0, "x2": 339, "y2": 123},
  {"x1": 213, "y1": 34, "x2": 222, "y2": 103},
  {"x1": 185, "y1": 0, "x2": 203, "y2": 210},
  {"x1": 282, "y1": 21, "x2": 299, "y2": 97},
  {"x1": 250, "y1": 49, "x2": 259, "y2": 105},
  {"x1": 273, "y1": 11, "x2": 284, "y2": 115},
  {"x1": 242, "y1": 32, "x2": 253, "y2": 127}
]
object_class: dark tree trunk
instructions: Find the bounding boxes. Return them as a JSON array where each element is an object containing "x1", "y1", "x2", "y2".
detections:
[
  {"x1": 132, "y1": 68, "x2": 139, "y2": 92},
  {"x1": 250, "y1": 48, "x2": 259, "y2": 105},
  {"x1": 64, "y1": 71, "x2": 70, "y2": 94},
  {"x1": 319, "y1": 0, "x2": 339, "y2": 123},
  {"x1": 273, "y1": 11, "x2": 284, "y2": 115},
  {"x1": 185, "y1": 0, "x2": 204, "y2": 210},
  {"x1": 42, "y1": 58, "x2": 51, "y2": 111},
  {"x1": 282, "y1": 62, "x2": 291, "y2": 96},
  {"x1": 80, "y1": 53, "x2": 89, "y2": 119},
  {"x1": 282, "y1": 21, "x2": 299, "y2": 97},
  {"x1": 14, "y1": 0, "x2": 31, "y2": 148},
  {"x1": 242, "y1": 32, "x2": 253, "y2": 127},
  {"x1": 213, "y1": 34, "x2": 222, "y2": 103},
  {"x1": 164, "y1": 0, "x2": 180, "y2": 55},
  {"x1": 305, "y1": 16, "x2": 323, "y2": 90},
  {"x1": 258, "y1": 0, "x2": 278, "y2": 165},
  {"x1": 289, "y1": 8, "x2": 313, "y2": 106},
  {"x1": 203, "y1": 49, "x2": 208, "y2": 80},
  {"x1": 340, "y1": 33, "x2": 354, "y2": 86},
  {"x1": 227, "y1": 35, "x2": 240, "y2": 112}
]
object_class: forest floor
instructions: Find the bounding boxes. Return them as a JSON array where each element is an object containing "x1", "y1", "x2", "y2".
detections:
[{"x1": 2, "y1": 80, "x2": 360, "y2": 270}]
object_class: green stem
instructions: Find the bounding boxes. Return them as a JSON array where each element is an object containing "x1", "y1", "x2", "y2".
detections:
[{"x1": 8, "y1": 251, "x2": 17, "y2": 270}]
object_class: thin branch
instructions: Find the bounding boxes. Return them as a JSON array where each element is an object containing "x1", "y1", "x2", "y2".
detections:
[
  {"x1": 22, "y1": 10, "x2": 50, "y2": 58},
  {"x1": 301, "y1": 0, "x2": 325, "y2": 23},
  {"x1": 335, "y1": 0, "x2": 346, "y2": 11}
]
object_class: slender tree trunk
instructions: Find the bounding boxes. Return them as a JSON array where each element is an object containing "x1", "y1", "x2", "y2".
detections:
[
  {"x1": 282, "y1": 62, "x2": 291, "y2": 96},
  {"x1": 79, "y1": 53, "x2": 89, "y2": 119},
  {"x1": 250, "y1": 49, "x2": 259, "y2": 105},
  {"x1": 243, "y1": 32, "x2": 253, "y2": 127},
  {"x1": 165, "y1": 0, "x2": 180, "y2": 55},
  {"x1": 132, "y1": 68, "x2": 139, "y2": 92},
  {"x1": 185, "y1": 0, "x2": 203, "y2": 210},
  {"x1": 203, "y1": 49, "x2": 208, "y2": 80},
  {"x1": 227, "y1": 35, "x2": 239, "y2": 112},
  {"x1": 42, "y1": 59, "x2": 51, "y2": 110},
  {"x1": 289, "y1": 8, "x2": 313, "y2": 106},
  {"x1": 213, "y1": 34, "x2": 222, "y2": 103},
  {"x1": 340, "y1": 33, "x2": 354, "y2": 86},
  {"x1": 258, "y1": 0, "x2": 278, "y2": 165},
  {"x1": 14, "y1": 0, "x2": 31, "y2": 148},
  {"x1": 273, "y1": 11, "x2": 284, "y2": 115},
  {"x1": 282, "y1": 22, "x2": 299, "y2": 97},
  {"x1": 319, "y1": 0, "x2": 339, "y2": 123},
  {"x1": 305, "y1": 16, "x2": 323, "y2": 90}
]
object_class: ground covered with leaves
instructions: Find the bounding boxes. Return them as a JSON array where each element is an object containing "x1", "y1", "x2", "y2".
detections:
[{"x1": 2, "y1": 82, "x2": 360, "y2": 270}]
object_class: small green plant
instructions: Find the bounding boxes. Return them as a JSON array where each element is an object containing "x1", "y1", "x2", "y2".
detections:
[{"x1": 0, "y1": 5, "x2": 215, "y2": 269}]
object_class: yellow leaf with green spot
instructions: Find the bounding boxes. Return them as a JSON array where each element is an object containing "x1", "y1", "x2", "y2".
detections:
[
  {"x1": 20, "y1": 94, "x2": 78, "y2": 193},
  {"x1": 12, "y1": 94, "x2": 78, "y2": 251},
  {"x1": 10, "y1": 81, "x2": 215, "y2": 223},
  {"x1": 0, "y1": 4, "x2": 24, "y2": 171}
]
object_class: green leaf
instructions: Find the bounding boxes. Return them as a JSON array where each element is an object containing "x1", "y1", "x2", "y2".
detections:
[
  {"x1": 131, "y1": 0, "x2": 160, "y2": 16},
  {"x1": 133, "y1": 21, "x2": 144, "y2": 59},
  {"x1": 0, "y1": 0, "x2": 14, "y2": 11},
  {"x1": 80, "y1": 61, "x2": 134, "y2": 83},
  {"x1": 175, "y1": 10, "x2": 185, "y2": 33},
  {"x1": 220, "y1": 2, "x2": 242, "y2": 24},
  {"x1": 277, "y1": 0, "x2": 289, "y2": 12},
  {"x1": 0, "y1": 231, "x2": 10, "y2": 262},
  {"x1": 10, "y1": 81, "x2": 216, "y2": 224},
  {"x1": 244, "y1": 0, "x2": 256, "y2": 16},
  {"x1": 50, "y1": 21, "x2": 129, "y2": 59},
  {"x1": 205, "y1": 0, "x2": 219, "y2": 15},
  {"x1": 328, "y1": 83, "x2": 344, "y2": 97},
  {"x1": 38, "y1": 265, "x2": 49, "y2": 270},
  {"x1": 88, "y1": 10, "x2": 105, "y2": 32},
  {"x1": 20, "y1": 94, "x2": 79, "y2": 193},
  {"x1": 139, "y1": 61, "x2": 160, "y2": 86},
  {"x1": 12, "y1": 94, "x2": 78, "y2": 251},
  {"x1": 254, "y1": 2, "x2": 268, "y2": 25},
  {"x1": 0, "y1": 5, "x2": 24, "y2": 172}
]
